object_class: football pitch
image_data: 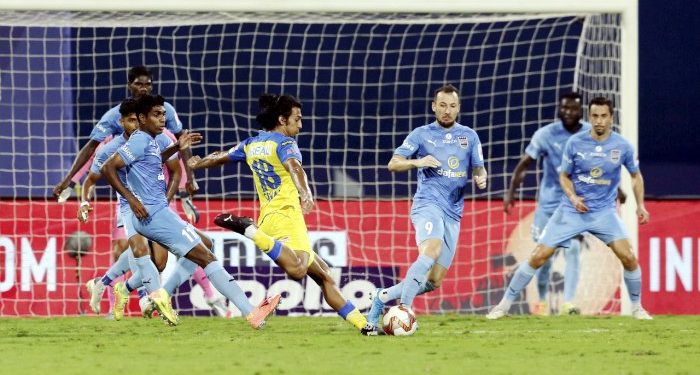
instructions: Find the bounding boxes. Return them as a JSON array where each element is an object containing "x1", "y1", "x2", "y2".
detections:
[{"x1": 0, "y1": 315, "x2": 698, "y2": 375}]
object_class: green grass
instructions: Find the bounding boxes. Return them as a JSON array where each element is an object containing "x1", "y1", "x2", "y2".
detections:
[{"x1": 1, "y1": 315, "x2": 699, "y2": 375}]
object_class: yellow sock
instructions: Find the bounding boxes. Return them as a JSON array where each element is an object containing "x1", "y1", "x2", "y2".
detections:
[
  {"x1": 346, "y1": 308, "x2": 368, "y2": 330},
  {"x1": 252, "y1": 230, "x2": 275, "y2": 252}
]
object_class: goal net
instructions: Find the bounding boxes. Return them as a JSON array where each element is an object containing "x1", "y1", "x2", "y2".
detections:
[{"x1": 0, "y1": 10, "x2": 627, "y2": 317}]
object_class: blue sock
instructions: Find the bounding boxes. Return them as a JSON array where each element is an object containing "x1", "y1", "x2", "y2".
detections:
[
  {"x1": 535, "y1": 258, "x2": 552, "y2": 301},
  {"x1": 400, "y1": 254, "x2": 434, "y2": 306},
  {"x1": 624, "y1": 267, "x2": 642, "y2": 304},
  {"x1": 137, "y1": 288, "x2": 148, "y2": 299},
  {"x1": 100, "y1": 275, "x2": 113, "y2": 286},
  {"x1": 267, "y1": 241, "x2": 283, "y2": 261},
  {"x1": 134, "y1": 255, "x2": 161, "y2": 293},
  {"x1": 338, "y1": 301, "x2": 355, "y2": 319},
  {"x1": 163, "y1": 257, "x2": 198, "y2": 295},
  {"x1": 204, "y1": 261, "x2": 253, "y2": 316},
  {"x1": 126, "y1": 271, "x2": 142, "y2": 291},
  {"x1": 104, "y1": 249, "x2": 131, "y2": 282},
  {"x1": 564, "y1": 239, "x2": 581, "y2": 302},
  {"x1": 379, "y1": 279, "x2": 436, "y2": 304},
  {"x1": 505, "y1": 262, "x2": 538, "y2": 302}
]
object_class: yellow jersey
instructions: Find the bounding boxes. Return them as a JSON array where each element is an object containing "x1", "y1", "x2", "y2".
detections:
[{"x1": 227, "y1": 131, "x2": 303, "y2": 216}]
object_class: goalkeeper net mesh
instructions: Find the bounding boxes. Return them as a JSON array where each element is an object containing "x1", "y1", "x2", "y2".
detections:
[{"x1": 0, "y1": 11, "x2": 622, "y2": 316}]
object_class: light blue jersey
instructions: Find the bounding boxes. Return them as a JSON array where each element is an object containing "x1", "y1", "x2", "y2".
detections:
[
  {"x1": 91, "y1": 134, "x2": 129, "y2": 210},
  {"x1": 525, "y1": 121, "x2": 591, "y2": 212},
  {"x1": 560, "y1": 131, "x2": 638, "y2": 213},
  {"x1": 116, "y1": 130, "x2": 175, "y2": 215},
  {"x1": 89, "y1": 101, "x2": 183, "y2": 142},
  {"x1": 394, "y1": 122, "x2": 484, "y2": 221}
]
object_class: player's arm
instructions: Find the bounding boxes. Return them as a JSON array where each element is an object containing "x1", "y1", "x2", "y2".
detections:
[
  {"x1": 616, "y1": 187, "x2": 628, "y2": 204},
  {"x1": 164, "y1": 157, "x2": 181, "y2": 203},
  {"x1": 559, "y1": 172, "x2": 588, "y2": 213},
  {"x1": 53, "y1": 139, "x2": 101, "y2": 198},
  {"x1": 101, "y1": 154, "x2": 148, "y2": 219},
  {"x1": 187, "y1": 150, "x2": 230, "y2": 170},
  {"x1": 173, "y1": 130, "x2": 199, "y2": 196},
  {"x1": 472, "y1": 166, "x2": 488, "y2": 190},
  {"x1": 387, "y1": 155, "x2": 441, "y2": 172},
  {"x1": 161, "y1": 130, "x2": 202, "y2": 162},
  {"x1": 630, "y1": 171, "x2": 650, "y2": 224},
  {"x1": 283, "y1": 158, "x2": 315, "y2": 214},
  {"x1": 503, "y1": 154, "x2": 535, "y2": 213},
  {"x1": 77, "y1": 172, "x2": 100, "y2": 223}
]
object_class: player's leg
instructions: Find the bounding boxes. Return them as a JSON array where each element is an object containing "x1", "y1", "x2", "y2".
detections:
[
  {"x1": 531, "y1": 208, "x2": 552, "y2": 316},
  {"x1": 152, "y1": 207, "x2": 277, "y2": 327},
  {"x1": 487, "y1": 208, "x2": 581, "y2": 319},
  {"x1": 590, "y1": 210, "x2": 651, "y2": 320},
  {"x1": 304, "y1": 255, "x2": 371, "y2": 333},
  {"x1": 214, "y1": 212, "x2": 309, "y2": 280},
  {"x1": 560, "y1": 236, "x2": 582, "y2": 315}
]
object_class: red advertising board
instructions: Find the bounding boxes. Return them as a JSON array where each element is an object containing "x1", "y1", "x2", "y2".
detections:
[{"x1": 1, "y1": 199, "x2": 698, "y2": 316}]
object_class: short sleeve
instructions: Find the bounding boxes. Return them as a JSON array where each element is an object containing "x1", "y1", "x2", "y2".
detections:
[
  {"x1": 155, "y1": 134, "x2": 177, "y2": 162},
  {"x1": 560, "y1": 137, "x2": 575, "y2": 174},
  {"x1": 524, "y1": 128, "x2": 544, "y2": 160},
  {"x1": 89, "y1": 107, "x2": 121, "y2": 142},
  {"x1": 278, "y1": 138, "x2": 302, "y2": 164},
  {"x1": 117, "y1": 134, "x2": 147, "y2": 167},
  {"x1": 164, "y1": 102, "x2": 183, "y2": 134},
  {"x1": 394, "y1": 129, "x2": 421, "y2": 158},
  {"x1": 470, "y1": 133, "x2": 485, "y2": 168},
  {"x1": 623, "y1": 141, "x2": 640, "y2": 174},
  {"x1": 227, "y1": 139, "x2": 248, "y2": 162}
]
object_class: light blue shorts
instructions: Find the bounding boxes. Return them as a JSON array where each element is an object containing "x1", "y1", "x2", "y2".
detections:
[
  {"x1": 120, "y1": 207, "x2": 136, "y2": 239},
  {"x1": 532, "y1": 207, "x2": 574, "y2": 248},
  {"x1": 539, "y1": 207, "x2": 628, "y2": 248},
  {"x1": 131, "y1": 206, "x2": 201, "y2": 257},
  {"x1": 410, "y1": 203, "x2": 460, "y2": 269}
]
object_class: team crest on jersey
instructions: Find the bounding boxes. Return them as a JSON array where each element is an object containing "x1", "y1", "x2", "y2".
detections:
[
  {"x1": 610, "y1": 149, "x2": 621, "y2": 163},
  {"x1": 458, "y1": 136, "x2": 469, "y2": 149}
]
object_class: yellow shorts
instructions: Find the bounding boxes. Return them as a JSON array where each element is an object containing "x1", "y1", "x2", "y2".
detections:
[{"x1": 258, "y1": 206, "x2": 315, "y2": 266}]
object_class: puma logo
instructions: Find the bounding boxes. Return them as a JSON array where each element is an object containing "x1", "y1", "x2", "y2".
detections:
[{"x1": 427, "y1": 139, "x2": 437, "y2": 147}]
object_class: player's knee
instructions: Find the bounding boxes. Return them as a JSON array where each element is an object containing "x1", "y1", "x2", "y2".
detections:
[
  {"x1": 288, "y1": 265, "x2": 307, "y2": 281},
  {"x1": 619, "y1": 253, "x2": 638, "y2": 270},
  {"x1": 131, "y1": 242, "x2": 149, "y2": 258}
]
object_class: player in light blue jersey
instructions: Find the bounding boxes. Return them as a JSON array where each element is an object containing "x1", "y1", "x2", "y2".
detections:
[
  {"x1": 53, "y1": 66, "x2": 200, "y2": 222},
  {"x1": 488, "y1": 97, "x2": 652, "y2": 320},
  {"x1": 365, "y1": 85, "x2": 488, "y2": 333},
  {"x1": 78, "y1": 98, "x2": 185, "y2": 320},
  {"x1": 504, "y1": 92, "x2": 591, "y2": 315},
  {"x1": 101, "y1": 94, "x2": 280, "y2": 328}
]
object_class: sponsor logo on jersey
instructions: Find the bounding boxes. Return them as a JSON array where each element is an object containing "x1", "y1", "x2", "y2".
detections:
[
  {"x1": 595, "y1": 146, "x2": 602, "y2": 152},
  {"x1": 437, "y1": 168, "x2": 467, "y2": 178},
  {"x1": 590, "y1": 167, "x2": 603, "y2": 178},
  {"x1": 458, "y1": 136, "x2": 469, "y2": 149},
  {"x1": 400, "y1": 141, "x2": 416, "y2": 151},
  {"x1": 610, "y1": 149, "x2": 621, "y2": 163},
  {"x1": 447, "y1": 156, "x2": 460, "y2": 169},
  {"x1": 445, "y1": 133, "x2": 453, "y2": 140},
  {"x1": 120, "y1": 145, "x2": 136, "y2": 161},
  {"x1": 577, "y1": 174, "x2": 611, "y2": 185}
]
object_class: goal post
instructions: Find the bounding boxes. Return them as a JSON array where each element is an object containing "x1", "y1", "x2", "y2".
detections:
[{"x1": 0, "y1": 1, "x2": 638, "y2": 317}]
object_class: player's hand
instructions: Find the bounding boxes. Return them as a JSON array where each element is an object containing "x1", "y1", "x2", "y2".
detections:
[
  {"x1": 53, "y1": 180, "x2": 69, "y2": 199},
  {"x1": 570, "y1": 195, "x2": 589, "y2": 213},
  {"x1": 178, "y1": 130, "x2": 203, "y2": 150},
  {"x1": 637, "y1": 206, "x2": 650, "y2": 225},
  {"x1": 187, "y1": 155, "x2": 202, "y2": 170},
  {"x1": 77, "y1": 202, "x2": 92, "y2": 223},
  {"x1": 503, "y1": 192, "x2": 515, "y2": 214},
  {"x1": 300, "y1": 193, "x2": 315, "y2": 215},
  {"x1": 186, "y1": 179, "x2": 199, "y2": 196},
  {"x1": 416, "y1": 155, "x2": 441, "y2": 168},
  {"x1": 128, "y1": 199, "x2": 149, "y2": 220},
  {"x1": 474, "y1": 174, "x2": 487, "y2": 190}
]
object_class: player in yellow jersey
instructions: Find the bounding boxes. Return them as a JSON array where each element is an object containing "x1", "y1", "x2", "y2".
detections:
[{"x1": 188, "y1": 93, "x2": 375, "y2": 335}]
